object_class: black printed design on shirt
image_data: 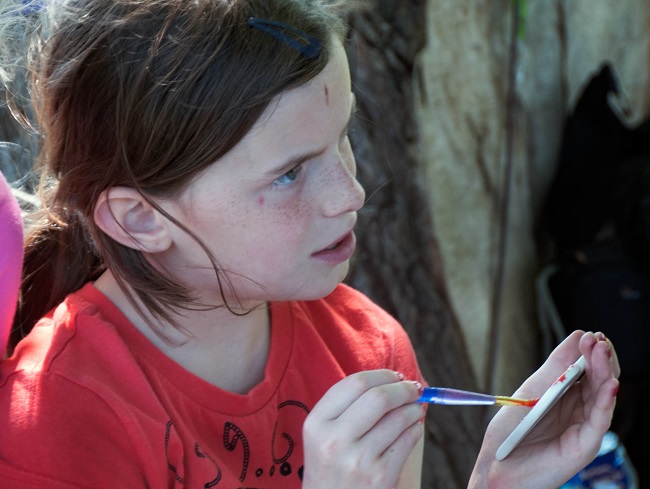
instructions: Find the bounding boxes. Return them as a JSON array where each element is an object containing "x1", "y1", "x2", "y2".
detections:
[
  {"x1": 165, "y1": 420, "x2": 185, "y2": 485},
  {"x1": 195, "y1": 443, "x2": 222, "y2": 488},
  {"x1": 271, "y1": 400, "x2": 309, "y2": 478},
  {"x1": 164, "y1": 399, "x2": 311, "y2": 487},
  {"x1": 165, "y1": 420, "x2": 222, "y2": 488},
  {"x1": 223, "y1": 422, "x2": 250, "y2": 482}
]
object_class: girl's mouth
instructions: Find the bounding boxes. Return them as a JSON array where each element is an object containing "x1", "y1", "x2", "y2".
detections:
[{"x1": 312, "y1": 232, "x2": 356, "y2": 264}]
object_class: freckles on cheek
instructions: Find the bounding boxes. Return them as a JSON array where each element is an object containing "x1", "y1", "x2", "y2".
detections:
[
  {"x1": 257, "y1": 196, "x2": 265, "y2": 206},
  {"x1": 267, "y1": 197, "x2": 310, "y2": 228}
]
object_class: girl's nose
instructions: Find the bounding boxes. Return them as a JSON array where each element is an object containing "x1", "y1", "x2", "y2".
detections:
[{"x1": 321, "y1": 152, "x2": 366, "y2": 217}]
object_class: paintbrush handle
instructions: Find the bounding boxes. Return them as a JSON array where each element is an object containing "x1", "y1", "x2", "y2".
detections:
[{"x1": 417, "y1": 387, "x2": 496, "y2": 406}]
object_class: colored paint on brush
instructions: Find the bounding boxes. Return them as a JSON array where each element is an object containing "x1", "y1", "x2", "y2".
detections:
[
  {"x1": 495, "y1": 396, "x2": 539, "y2": 407},
  {"x1": 417, "y1": 387, "x2": 537, "y2": 407}
]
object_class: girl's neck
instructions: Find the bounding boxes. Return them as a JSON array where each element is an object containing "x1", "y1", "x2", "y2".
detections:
[{"x1": 93, "y1": 270, "x2": 271, "y2": 394}]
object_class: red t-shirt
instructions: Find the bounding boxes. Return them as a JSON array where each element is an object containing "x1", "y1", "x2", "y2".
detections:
[{"x1": 0, "y1": 282, "x2": 423, "y2": 488}]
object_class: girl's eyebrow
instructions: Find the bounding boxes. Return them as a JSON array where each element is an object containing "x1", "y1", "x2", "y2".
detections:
[{"x1": 265, "y1": 93, "x2": 357, "y2": 178}]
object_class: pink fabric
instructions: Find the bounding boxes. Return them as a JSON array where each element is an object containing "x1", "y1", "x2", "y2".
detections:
[{"x1": 0, "y1": 171, "x2": 23, "y2": 356}]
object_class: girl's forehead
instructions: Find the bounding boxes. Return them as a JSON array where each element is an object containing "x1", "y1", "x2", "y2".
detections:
[
  {"x1": 175, "y1": 43, "x2": 354, "y2": 200},
  {"x1": 186, "y1": 41, "x2": 352, "y2": 187},
  {"x1": 254, "y1": 42, "x2": 351, "y2": 133}
]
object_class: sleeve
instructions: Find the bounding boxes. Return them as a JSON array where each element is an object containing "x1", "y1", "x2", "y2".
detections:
[
  {"x1": 319, "y1": 284, "x2": 427, "y2": 386},
  {"x1": 0, "y1": 171, "x2": 24, "y2": 356},
  {"x1": 0, "y1": 462, "x2": 87, "y2": 489},
  {"x1": 388, "y1": 316, "x2": 427, "y2": 387}
]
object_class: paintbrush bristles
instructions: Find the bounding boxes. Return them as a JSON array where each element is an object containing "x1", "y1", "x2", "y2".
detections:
[{"x1": 495, "y1": 396, "x2": 539, "y2": 407}]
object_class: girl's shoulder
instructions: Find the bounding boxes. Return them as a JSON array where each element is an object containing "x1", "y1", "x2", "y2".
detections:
[
  {"x1": 1, "y1": 282, "x2": 156, "y2": 404},
  {"x1": 4, "y1": 283, "x2": 123, "y2": 372},
  {"x1": 303, "y1": 282, "x2": 402, "y2": 333},
  {"x1": 288, "y1": 284, "x2": 420, "y2": 379},
  {"x1": 0, "y1": 284, "x2": 154, "y2": 485}
]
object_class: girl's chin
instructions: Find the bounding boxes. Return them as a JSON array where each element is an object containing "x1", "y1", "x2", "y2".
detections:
[
  {"x1": 201, "y1": 262, "x2": 352, "y2": 304},
  {"x1": 310, "y1": 264, "x2": 350, "y2": 298}
]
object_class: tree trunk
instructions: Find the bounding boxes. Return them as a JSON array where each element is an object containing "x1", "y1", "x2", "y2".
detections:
[{"x1": 344, "y1": 3, "x2": 484, "y2": 487}]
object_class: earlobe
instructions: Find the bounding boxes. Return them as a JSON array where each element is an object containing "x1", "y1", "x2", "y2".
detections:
[{"x1": 93, "y1": 187, "x2": 172, "y2": 253}]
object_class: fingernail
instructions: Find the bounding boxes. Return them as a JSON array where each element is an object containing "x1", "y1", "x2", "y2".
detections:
[
  {"x1": 600, "y1": 338, "x2": 613, "y2": 357},
  {"x1": 411, "y1": 381, "x2": 423, "y2": 394},
  {"x1": 395, "y1": 371, "x2": 405, "y2": 382},
  {"x1": 596, "y1": 332, "x2": 606, "y2": 342}
]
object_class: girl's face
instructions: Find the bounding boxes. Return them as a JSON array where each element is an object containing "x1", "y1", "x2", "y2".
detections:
[{"x1": 161, "y1": 40, "x2": 365, "y2": 307}]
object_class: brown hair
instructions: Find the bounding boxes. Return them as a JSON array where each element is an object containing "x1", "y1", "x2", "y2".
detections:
[{"x1": 9, "y1": 0, "x2": 349, "y2": 351}]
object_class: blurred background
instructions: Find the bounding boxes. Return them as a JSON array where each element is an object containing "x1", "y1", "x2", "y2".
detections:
[{"x1": 2, "y1": 1, "x2": 649, "y2": 488}]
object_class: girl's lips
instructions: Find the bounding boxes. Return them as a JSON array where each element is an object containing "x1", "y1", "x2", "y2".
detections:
[{"x1": 312, "y1": 231, "x2": 356, "y2": 264}]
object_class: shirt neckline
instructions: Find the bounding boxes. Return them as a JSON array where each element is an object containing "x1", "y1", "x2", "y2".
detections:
[{"x1": 79, "y1": 283, "x2": 295, "y2": 416}]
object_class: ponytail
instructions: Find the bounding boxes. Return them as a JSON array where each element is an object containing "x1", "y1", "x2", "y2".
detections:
[{"x1": 11, "y1": 208, "x2": 101, "y2": 354}]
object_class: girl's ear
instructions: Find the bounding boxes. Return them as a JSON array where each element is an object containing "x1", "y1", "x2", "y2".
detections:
[{"x1": 93, "y1": 187, "x2": 172, "y2": 253}]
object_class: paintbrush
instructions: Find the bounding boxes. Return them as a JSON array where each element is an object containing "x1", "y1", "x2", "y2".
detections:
[{"x1": 418, "y1": 387, "x2": 539, "y2": 407}]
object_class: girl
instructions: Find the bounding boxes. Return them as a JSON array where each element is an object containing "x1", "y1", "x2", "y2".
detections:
[{"x1": 0, "y1": 0, "x2": 619, "y2": 488}]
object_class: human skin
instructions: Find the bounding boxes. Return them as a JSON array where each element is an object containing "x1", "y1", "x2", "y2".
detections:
[
  {"x1": 92, "y1": 38, "x2": 619, "y2": 489},
  {"x1": 93, "y1": 39, "x2": 424, "y2": 487},
  {"x1": 469, "y1": 330, "x2": 619, "y2": 489}
]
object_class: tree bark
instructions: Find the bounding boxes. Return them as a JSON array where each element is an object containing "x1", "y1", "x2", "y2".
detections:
[{"x1": 344, "y1": 2, "x2": 484, "y2": 487}]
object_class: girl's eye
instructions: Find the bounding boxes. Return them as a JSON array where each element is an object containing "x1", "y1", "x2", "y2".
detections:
[{"x1": 273, "y1": 166, "x2": 301, "y2": 187}]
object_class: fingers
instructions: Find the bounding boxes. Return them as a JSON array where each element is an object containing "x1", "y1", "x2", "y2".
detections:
[
  {"x1": 473, "y1": 331, "x2": 620, "y2": 489},
  {"x1": 590, "y1": 376, "x2": 618, "y2": 428},
  {"x1": 302, "y1": 370, "x2": 424, "y2": 489},
  {"x1": 335, "y1": 378, "x2": 422, "y2": 439},
  {"x1": 357, "y1": 395, "x2": 424, "y2": 454},
  {"x1": 578, "y1": 331, "x2": 620, "y2": 385},
  {"x1": 512, "y1": 331, "x2": 585, "y2": 398},
  {"x1": 309, "y1": 369, "x2": 406, "y2": 420},
  {"x1": 307, "y1": 370, "x2": 423, "y2": 445},
  {"x1": 545, "y1": 330, "x2": 619, "y2": 380},
  {"x1": 549, "y1": 329, "x2": 584, "y2": 365},
  {"x1": 569, "y1": 331, "x2": 619, "y2": 460},
  {"x1": 593, "y1": 332, "x2": 620, "y2": 379},
  {"x1": 575, "y1": 374, "x2": 618, "y2": 463},
  {"x1": 512, "y1": 330, "x2": 618, "y2": 404},
  {"x1": 579, "y1": 331, "x2": 619, "y2": 435}
]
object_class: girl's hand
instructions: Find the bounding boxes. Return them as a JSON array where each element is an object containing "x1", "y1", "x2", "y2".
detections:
[
  {"x1": 469, "y1": 330, "x2": 620, "y2": 489},
  {"x1": 302, "y1": 370, "x2": 424, "y2": 489}
]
